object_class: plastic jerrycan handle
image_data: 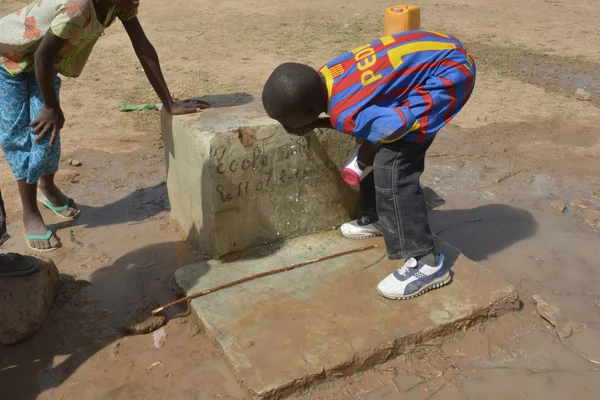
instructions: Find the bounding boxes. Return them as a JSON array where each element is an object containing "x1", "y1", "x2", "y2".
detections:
[{"x1": 384, "y1": 5, "x2": 421, "y2": 35}]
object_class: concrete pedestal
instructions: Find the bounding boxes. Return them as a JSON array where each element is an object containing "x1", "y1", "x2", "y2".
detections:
[{"x1": 162, "y1": 93, "x2": 359, "y2": 257}]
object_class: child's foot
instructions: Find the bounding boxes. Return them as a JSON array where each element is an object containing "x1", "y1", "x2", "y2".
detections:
[
  {"x1": 23, "y1": 211, "x2": 61, "y2": 251},
  {"x1": 377, "y1": 254, "x2": 450, "y2": 300},
  {"x1": 38, "y1": 182, "x2": 79, "y2": 219},
  {"x1": 340, "y1": 216, "x2": 383, "y2": 239}
]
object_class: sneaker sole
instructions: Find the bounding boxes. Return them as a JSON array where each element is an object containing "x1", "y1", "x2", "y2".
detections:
[
  {"x1": 341, "y1": 231, "x2": 384, "y2": 240},
  {"x1": 377, "y1": 272, "x2": 452, "y2": 300}
]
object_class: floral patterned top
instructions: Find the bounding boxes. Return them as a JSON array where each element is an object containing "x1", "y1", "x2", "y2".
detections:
[{"x1": 0, "y1": 0, "x2": 137, "y2": 77}]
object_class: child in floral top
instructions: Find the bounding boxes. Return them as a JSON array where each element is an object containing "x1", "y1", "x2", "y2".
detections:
[{"x1": 0, "y1": 0, "x2": 208, "y2": 251}]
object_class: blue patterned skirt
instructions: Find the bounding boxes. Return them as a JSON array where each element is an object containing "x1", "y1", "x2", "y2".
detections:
[{"x1": 0, "y1": 67, "x2": 62, "y2": 184}]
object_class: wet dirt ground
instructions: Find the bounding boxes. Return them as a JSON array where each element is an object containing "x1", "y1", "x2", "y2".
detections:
[{"x1": 1, "y1": 0, "x2": 600, "y2": 399}]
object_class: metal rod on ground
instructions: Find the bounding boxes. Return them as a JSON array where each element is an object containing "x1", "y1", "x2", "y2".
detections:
[{"x1": 151, "y1": 244, "x2": 379, "y2": 315}]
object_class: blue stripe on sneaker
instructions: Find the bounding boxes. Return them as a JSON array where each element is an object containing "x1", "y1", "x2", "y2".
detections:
[{"x1": 404, "y1": 266, "x2": 449, "y2": 295}]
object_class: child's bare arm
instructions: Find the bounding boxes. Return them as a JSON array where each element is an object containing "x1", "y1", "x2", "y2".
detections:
[
  {"x1": 122, "y1": 17, "x2": 209, "y2": 115},
  {"x1": 32, "y1": 32, "x2": 67, "y2": 146}
]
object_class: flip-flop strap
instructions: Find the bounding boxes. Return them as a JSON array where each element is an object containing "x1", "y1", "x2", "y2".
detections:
[
  {"x1": 26, "y1": 230, "x2": 53, "y2": 241},
  {"x1": 44, "y1": 195, "x2": 70, "y2": 212}
]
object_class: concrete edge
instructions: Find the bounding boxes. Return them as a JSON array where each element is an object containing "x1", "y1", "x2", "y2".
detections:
[
  {"x1": 172, "y1": 268, "x2": 519, "y2": 399},
  {"x1": 252, "y1": 287, "x2": 519, "y2": 399}
]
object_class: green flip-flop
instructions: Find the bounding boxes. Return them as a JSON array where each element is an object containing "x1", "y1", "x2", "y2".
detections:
[
  {"x1": 38, "y1": 195, "x2": 80, "y2": 220},
  {"x1": 25, "y1": 230, "x2": 59, "y2": 253}
]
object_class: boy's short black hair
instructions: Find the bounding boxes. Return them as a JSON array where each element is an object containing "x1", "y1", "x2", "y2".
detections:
[{"x1": 262, "y1": 62, "x2": 323, "y2": 122}]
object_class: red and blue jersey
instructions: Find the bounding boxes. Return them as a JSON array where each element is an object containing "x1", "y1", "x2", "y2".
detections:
[{"x1": 318, "y1": 31, "x2": 476, "y2": 143}]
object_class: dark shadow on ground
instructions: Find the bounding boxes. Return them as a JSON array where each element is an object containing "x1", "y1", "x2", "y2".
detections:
[
  {"x1": 55, "y1": 182, "x2": 171, "y2": 230},
  {"x1": 0, "y1": 240, "x2": 204, "y2": 400},
  {"x1": 429, "y1": 204, "x2": 539, "y2": 261}
]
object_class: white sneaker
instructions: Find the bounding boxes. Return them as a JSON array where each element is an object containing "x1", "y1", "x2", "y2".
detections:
[
  {"x1": 377, "y1": 254, "x2": 450, "y2": 300},
  {"x1": 340, "y1": 217, "x2": 383, "y2": 239}
]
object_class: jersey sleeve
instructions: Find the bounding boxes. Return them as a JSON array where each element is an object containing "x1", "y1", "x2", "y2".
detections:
[
  {"x1": 50, "y1": 0, "x2": 93, "y2": 40},
  {"x1": 116, "y1": 6, "x2": 139, "y2": 21},
  {"x1": 351, "y1": 105, "x2": 419, "y2": 144}
]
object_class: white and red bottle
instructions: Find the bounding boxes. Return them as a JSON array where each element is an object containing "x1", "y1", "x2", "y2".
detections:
[{"x1": 341, "y1": 144, "x2": 374, "y2": 186}]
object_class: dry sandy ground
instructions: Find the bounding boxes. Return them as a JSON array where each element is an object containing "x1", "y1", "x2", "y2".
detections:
[{"x1": 1, "y1": 0, "x2": 599, "y2": 399}]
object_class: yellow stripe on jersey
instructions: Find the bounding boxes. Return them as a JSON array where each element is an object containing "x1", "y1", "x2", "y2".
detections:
[
  {"x1": 426, "y1": 31, "x2": 450, "y2": 39},
  {"x1": 380, "y1": 35, "x2": 395, "y2": 46},
  {"x1": 378, "y1": 120, "x2": 421, "y2": 143},
  {"x1": 320, "y1": 66, "x2": 334, "y2": 112},
  {"x1": 387, "y1": 41, "x2": 457, "y2": 69}
]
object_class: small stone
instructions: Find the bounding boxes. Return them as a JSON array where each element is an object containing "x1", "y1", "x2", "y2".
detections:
[
  {"x1": 0, "y1": 257, "x2": 59, "y2": 345},
  {"x1": 550, "y1": 200, "x2": 566, "y2": 213},
  {"x1": 68, "y1": 159, "x2": 82, "y2": 167},
  {"x1": 575, "y1": 88, "x2": 592, "y2": 101}
]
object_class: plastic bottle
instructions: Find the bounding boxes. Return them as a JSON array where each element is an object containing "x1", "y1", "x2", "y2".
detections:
[
  {"x1": 342, "y1": 144, "x2": 374, "y2": 186},
  {"x1": 384, "y1": 5, "x2": 421, "y2": 35}
]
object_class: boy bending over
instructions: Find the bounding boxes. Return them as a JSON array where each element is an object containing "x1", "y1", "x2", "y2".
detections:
[{"x1": 262, "y1": 31, "x2": 476, "y2": 300}]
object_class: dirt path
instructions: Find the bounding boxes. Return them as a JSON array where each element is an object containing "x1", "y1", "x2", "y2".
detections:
[{"x1": 1, "y1": 0, "x2": 599, "y2": 399}]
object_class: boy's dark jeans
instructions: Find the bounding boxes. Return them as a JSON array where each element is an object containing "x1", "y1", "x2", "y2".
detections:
[{"x1": 359, "y1": 139, "x2": 434, "y2": 260}]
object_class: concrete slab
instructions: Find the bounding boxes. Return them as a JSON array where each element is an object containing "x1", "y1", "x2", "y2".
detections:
[
  {"x1": 161, "y1": 93, "x2": 359, "y2": 257},
  {"x1": 173, "y1": 233, "x2": 519, "y2": 399}
]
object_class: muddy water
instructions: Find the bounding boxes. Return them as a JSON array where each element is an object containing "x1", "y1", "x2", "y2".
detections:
[{"x1": 517, "y1": 61, "x2": 600, "y2": 95}]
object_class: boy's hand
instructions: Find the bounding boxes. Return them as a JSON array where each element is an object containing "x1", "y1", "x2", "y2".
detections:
[
  {"x1": 166, "y1": 99, "x2": 211, "y2": 115},
  {"x1": 30, "y1": 106, "x2": 65, "y2": 147},
  {"x1": 357, "y1": 141, "x2": 381, "y2": 169}
]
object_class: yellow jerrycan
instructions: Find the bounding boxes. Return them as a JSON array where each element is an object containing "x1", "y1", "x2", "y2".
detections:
[{"x1": 384, "y1": 5, "x2": 421, "y2": 35}]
